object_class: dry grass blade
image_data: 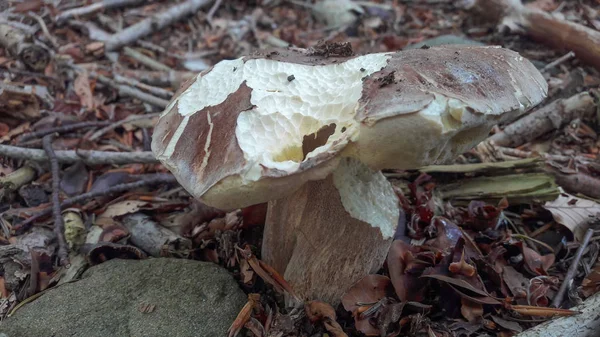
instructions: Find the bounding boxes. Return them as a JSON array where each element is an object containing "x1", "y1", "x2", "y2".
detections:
[{"x1": 510, "y1": 305, "x2": 580, "y2": 317}]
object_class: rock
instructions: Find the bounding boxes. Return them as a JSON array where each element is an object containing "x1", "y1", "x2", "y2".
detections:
[
  {"x1": 404, "y1": 34, "x2": 485, "y2": 50},
  {"x1": 1, "y1": 258, "x2": 246, "y2": 337}
]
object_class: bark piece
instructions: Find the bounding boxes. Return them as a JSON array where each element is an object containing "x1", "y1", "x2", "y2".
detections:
[
  {"x1": 0, "y1": 145, "x2": 157, "y2": 165},
  {"x1": 122, "y1": 213, "x2": 191, "y2": 257},
  {"x1": 262, "y1": 174, "x2": 394, "y2": 305},
  {"x1": 472, "y1": 0, "x2": 600, "y2": 71},
  {"x1": 0, "y1": 24, "x2": 50, "y2": 71}
]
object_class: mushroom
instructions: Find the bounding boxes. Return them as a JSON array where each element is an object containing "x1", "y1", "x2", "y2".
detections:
[{"x1": 151, "y1": 45, "x2": 547, "y2": 304}]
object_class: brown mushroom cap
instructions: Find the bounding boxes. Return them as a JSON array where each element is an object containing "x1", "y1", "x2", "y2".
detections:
[{"x1": 152, "y1": 45, "x2": 547, "y2": 211}]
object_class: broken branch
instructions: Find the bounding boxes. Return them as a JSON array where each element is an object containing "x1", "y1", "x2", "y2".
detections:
[
  {"x1": 42, "y1": 134, "x2": 69, "y2": 266},
  {"x1": 104, "y1": 0, "x2": 213, "y2": 51},
  {"x1": 55, "y1": 0, "x2": 144, "y2": 24},
  {"x1": 488, "y1": 92, "x2": 596, "y2": 148},
  {"x1": 551, "y1": 228, "x2": 595, "y2": 308},
  {"x1": 0, "y1": 144, "x2": 157, "y2": 165},
  {"x1": 471, "y1": 0, "x2": 600, "y2": 71}
]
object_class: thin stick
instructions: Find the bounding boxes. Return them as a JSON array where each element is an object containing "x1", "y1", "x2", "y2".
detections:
[
  {"x1": 13, "y1": 173, "x2": 177, "y2": 234},
  {"x1": 104, "y1": 0, "x2": 213, "y2": 51},
  {"x1": 89, "y1": 113, "x2": 160, "y2": 141},
  {"x1": 0, "y1": 144, "x2": 157, "y2": 165},
  {"x1": 27, "y1": 12, "x2": 59, "y2": 49},
  {"x1": 123, "y1": 46, "x2": 172, "y2": 72},
  {"x1": 18, "y1": 120, "x2": 111, "y2": 143},
  {"x1": 55, "y1": 0, "x2": 144, "y2": 24},
  {"x1": 206, "y1": 0, "x2": 223, "y2": 22},
  {"x1": 113, "y1": 74, "x2": 174, "y2": 99},
  {"x1": 94, "y1": 73, "x2": 169, "y2": 108},
  {"x1": 42, "y1": 134, "x2": 69, "y2": 266},
  {"x1": 541, "y1": 51, "x2": 575, "y2": 73},
  {"x1": 552, "y1": 228, "x2": 594, "y2": 308}
]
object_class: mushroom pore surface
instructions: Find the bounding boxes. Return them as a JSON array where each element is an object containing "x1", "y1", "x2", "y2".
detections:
[{"x1": 152, "y1": 46, "x2": 547, "y2": 218}]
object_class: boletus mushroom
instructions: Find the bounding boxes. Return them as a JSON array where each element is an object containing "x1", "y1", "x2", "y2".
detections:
[{"x1": 152, "y1": 45, "x2": 547, "y2": 305}]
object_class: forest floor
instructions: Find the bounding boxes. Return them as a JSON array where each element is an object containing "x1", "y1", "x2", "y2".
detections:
[{"x1": 1, "y1": 1, "x2": 600, "y2": 336}]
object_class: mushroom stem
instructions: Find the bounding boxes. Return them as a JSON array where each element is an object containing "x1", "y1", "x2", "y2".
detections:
[{"x1": 262, "y1": 159, "x2": 398, "y2": 305}]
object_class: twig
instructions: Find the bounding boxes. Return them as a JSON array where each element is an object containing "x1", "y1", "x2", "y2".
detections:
[
  {"x1": 27, "y1": 12, "x2": 59, "y2": 49},
  {"x1": 471, "y1": 0, "x2": 600, "y2": 71},
  {"x1": 13, "y1": 173, "x2": 177, "y2": 234},
  {"x1": 123, "y1": 47, "x2": 173, "y2": 72},
  {"x1": 89, "y1": 113, "x2": 160, "y2": 141},
  {"x1": 551, "y1": 171, "x2": 600, "y2": 200},
  {"x1": 116, "y1": 69, "x2": 196, "y2": 87},
  {"x1": 552, "y1": 228, "x2": 594, "y2": 308},
  {"x1": 42, "y1": 134, "x2": 69, "y2": 266},
  {"x1": 113, "y1": 74, "x2": 174, "y2": 99},
  {"x1": 18, "y1": 120, "x2": 111, "y2": 143},
  {"x1": 542, "y1": 51, "x2": 576, "y2": 73},
  {"x1": 487, "y1": 92, "x2": 596, "y2": 147},
  {"x1": 206, "y1": 0, "x2": 223, "y2": 23},
  {"x1": 104, "y1": 0, "x2": 213, "y2": 51},
  {"x1": 94, "y1": 73, "x2": 169, "y2": 108},
  {"x1": 0, "y1": 144, "x2": 158, "y2": 165},
  {"x1": 55, "y1": 0, "x2": 144, "y2": 24}
]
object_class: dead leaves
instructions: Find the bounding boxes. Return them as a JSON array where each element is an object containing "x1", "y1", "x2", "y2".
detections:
[
  {"x1": 341, "y1": 275, "x2": 391, "y2": 336},
  {"x1": 228, "y1": 293, "x2": 261, "y2": 337},
  {"x1": 236, "y1": 245, "x2": 299, "y2": 300},
  {"x1": 581, "y1": 259, "x2": 600, "y2": 297},
  {"x1": 544, "y1": 192, "x2": 599, "y2": 241},
  {"x1": 74, "y1": 70, "x2": 95, "y2": 111}
]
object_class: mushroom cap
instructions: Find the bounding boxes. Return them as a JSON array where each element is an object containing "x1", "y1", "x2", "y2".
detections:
[{"x1": 152, "y1": 45, "x2": 547, "y2": 210}]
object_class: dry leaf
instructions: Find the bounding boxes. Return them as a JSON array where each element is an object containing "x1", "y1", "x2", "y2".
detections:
[
  {"x1": 544, "y1": 192, "x2": 599, "y2": 241},
  {"x1": 460, "y1": 298, "x2": 483, "y2": 322},
  {"x1": 449, "y1": 249, "x2": 476, "y2": 277},
  {"x1": 582, "y1": 260, "x2": 600, "y2": 297},
  {"x1": 98, "y1": 200, "x2": 152, "y2": 219},
  {"x1": 517, "y1": 242, "x2": 555, "y2": 276},
  {"x1": 341, "y1": 274, "x2": 391, "y2": 313},
  {"x1": 341, "y1": 275, "x2": 390, "y2": 336},
  {"x1": 74, "y1": 71, "x2": 95, "y2": 110}
]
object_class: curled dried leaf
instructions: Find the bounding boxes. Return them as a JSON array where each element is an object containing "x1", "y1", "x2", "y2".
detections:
[{"x1": 449, "y1": 249, "x2": 476, "y2": 277}]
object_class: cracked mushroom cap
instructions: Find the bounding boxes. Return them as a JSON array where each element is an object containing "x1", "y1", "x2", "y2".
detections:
[{"x1": 152, "y1": 45, "x2": 547, "y2": 211}]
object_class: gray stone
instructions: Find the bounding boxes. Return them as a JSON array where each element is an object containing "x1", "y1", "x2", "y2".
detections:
[
  {"x1": 404, "y1": 34, "x2": 485, "y2": 50},
  {"x1": 1, "y1": 258, "x2": 246, "y2": 337}
]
